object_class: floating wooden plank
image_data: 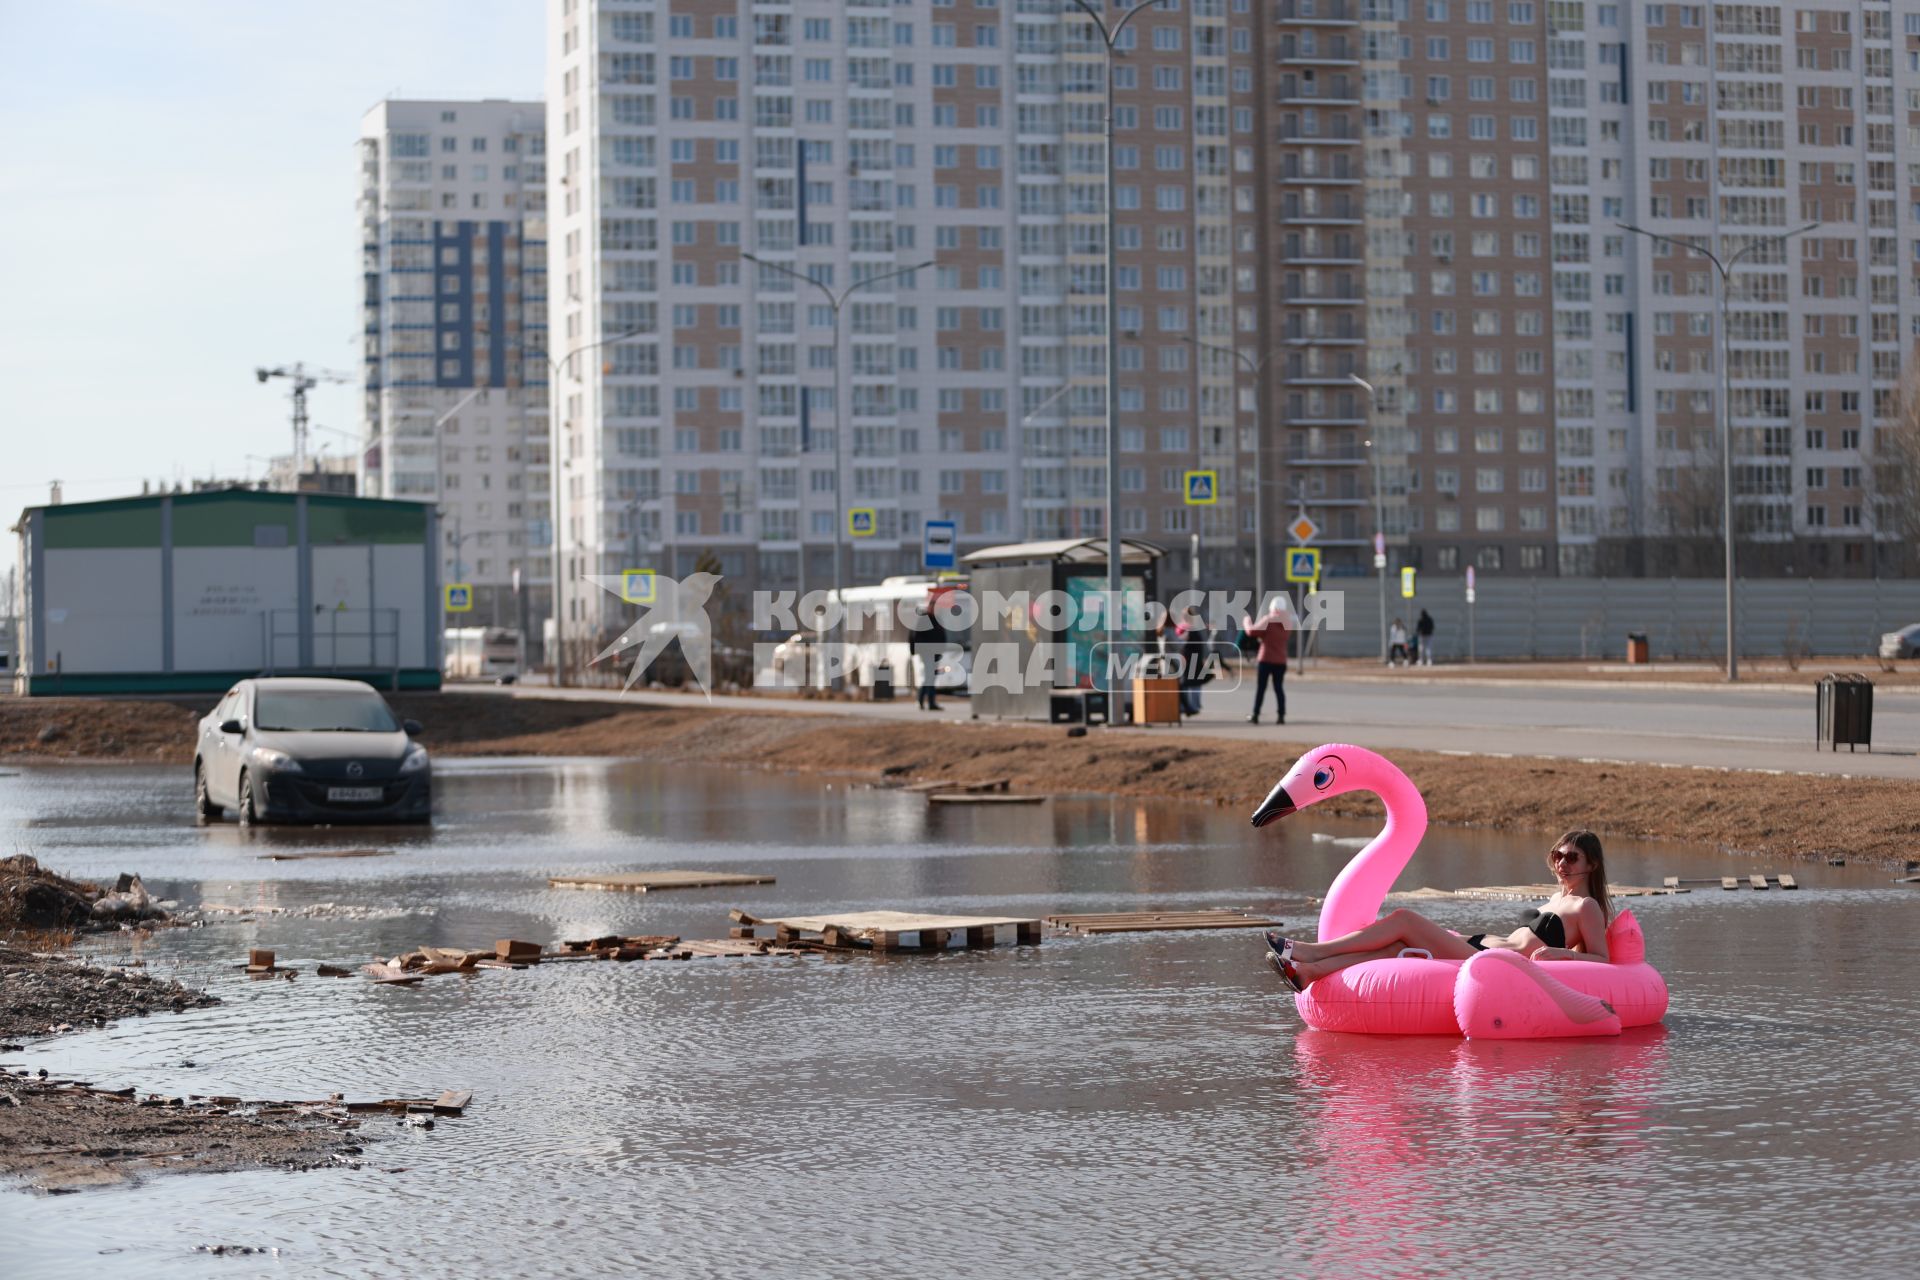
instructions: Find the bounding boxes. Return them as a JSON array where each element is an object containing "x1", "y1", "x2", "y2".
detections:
[
  {"x1": 1721, "y1": 876, "x2": 1739, "y2": 890},
  {"x1": 548, "y1": 870, "x2": 778, "y2": 894},
  {"x1": 926, "y1": 793, "x2": 1047, "y2": 805},
  {"x1": 1749, "y1": 874, "x2": 1769, "y2": 891},
  {"x1": 1777, "y1": 874, "x2": 1798, "y2": 890},
  {"x1": 433, "y1": 1090, "x2": 473, "y2": 1116},
  {"x1": 1394, "y1": 883, "x2": 1685, "y2": 901},
  {"x1": 1662, "y1": 876, "x2": 1680, "y2": 889},
  {"x1": 752, "y1": 909, "x2": 1042, "y2": 952},
  {"x1": 903, "y1": 778, "x2": 1010, "y2": 794},
  {"x1": 256, "y1": 849, "x2": 392, "y2": 861},
  {"x1": 1045, "y1": 910, "x2": 1283, "y2": 934}
]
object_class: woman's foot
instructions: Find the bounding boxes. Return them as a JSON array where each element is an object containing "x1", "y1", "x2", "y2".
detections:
[
  {"x1": 1263, "y1": 931, "x2": 1294, "y2": 964},
  {"x1": 1265, "y1": 949, "x2": 1307, "y2": 993}
]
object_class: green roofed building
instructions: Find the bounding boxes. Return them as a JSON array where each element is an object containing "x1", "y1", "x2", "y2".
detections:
[{"x1": 9, "y1": 488, "x2": 441, "y2": 695}]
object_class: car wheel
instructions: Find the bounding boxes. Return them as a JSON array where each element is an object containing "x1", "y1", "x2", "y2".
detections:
[
  {"x1": 236, "y1": 769, "x2": 259, "y2": 828},
  {"x1": 194, "y1": 761, "x2": 224, "y2": 824}
]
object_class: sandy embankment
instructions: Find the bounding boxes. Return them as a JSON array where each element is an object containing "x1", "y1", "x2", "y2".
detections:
[{"x1": 4, "y1": 693, "x2": 1918, "y2": 869}]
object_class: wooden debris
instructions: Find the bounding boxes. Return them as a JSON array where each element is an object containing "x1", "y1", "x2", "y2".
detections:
[
  {"x1": 433, "y1": 1091, "x2": 473, "y2": 1116},
  {"x1": 728, "y1": 908, "x2": 763, "y2": 925},
  {"x1": 926, "y1": 793, "x2": 1048, "y2": 805},
  {"x1": 902, "y1": 777, "x2": 1010, "y2": 794},
  {"x1": 1777, "y1": 874, "x2": 1798, "y2": 890},
  {"x1": 256, "y1": 849, "x2": 392, "y2": 862},
  {"x1": 315, "y1": 964, "x2": 352, "y2": 978},
  {"x1": 495, "y1": 939, "x2": 542, "y2": 963},
  {"x1": 1393, "y1": 883, "x2": 1685, "y2": 901},
  {"x1": 547, "y1": 870, "x2": 777, "y2": 894},
  {"x1": 1044, "y1": 909, "x2": 1283, "y2": 935},
  {"x1": 246, "y1": 949, "x2": 275, "y2": 974},
  {"x1": 1721, "y1": 877, "x2": 1739, "y2": 890},
  {"x1": 1749, "y1": 874, "x2": 1769, "y2": 891},
  {"x1": 746, "y1": 909, "x2": 1043, "y2": 952}
]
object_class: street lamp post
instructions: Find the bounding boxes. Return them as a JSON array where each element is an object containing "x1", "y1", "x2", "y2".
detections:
[
  {"x1": 1617, "y1": 221, "x2": 1817, "y2": 682},
  {"x1": 1185, "y1": 336, "x2": 1269, "y2": 613},
  {"x1": 1066, "y1": 0, "x2": 1171, "y2": 690},
  {"x1": 740, "y1": 253, "x2": 933, "y2": 684},
  {"x1": 1350, "y1": 373, "x2": 1390, "y2": 664},
  {"x1": 544, "y1": 327, "x2": 647, "y2": 686}
]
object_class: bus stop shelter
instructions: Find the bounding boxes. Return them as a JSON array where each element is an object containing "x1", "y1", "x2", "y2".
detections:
[{"x1": 961, "y1": 537, "x2": 1164, "y2": 721}]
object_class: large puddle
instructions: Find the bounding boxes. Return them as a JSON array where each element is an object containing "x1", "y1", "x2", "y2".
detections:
[{"x1": 2, "y1": 759, "x2": 1917, "y2": 1276}]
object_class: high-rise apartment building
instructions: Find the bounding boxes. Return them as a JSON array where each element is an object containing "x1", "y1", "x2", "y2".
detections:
[
  {"x1": 546, "y1": 0, "x2": 1270, "y2": 639},
  {"x1": 542, "y1": 0, "x2": 1915, "y2": 641},
  {"x1": 358, "y1": 99, "x2": 552, "y2": 628},
  {"x1": 1276, "y1": 0, "x2": 1911, "y2": 579}
]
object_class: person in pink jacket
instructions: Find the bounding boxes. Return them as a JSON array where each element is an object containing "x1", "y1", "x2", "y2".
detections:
[{"x1": 1241, "y1": 601, "x2": 1291, "y2": 725}]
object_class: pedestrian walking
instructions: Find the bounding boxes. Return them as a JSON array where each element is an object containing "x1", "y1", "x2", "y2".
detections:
[
  {"x1": 1416, "y1": 609, "x2": 1436, "y2": 666},
  {"x1": 1177, "y1": 607, "x2": 1211, "y2": 717},
  {"x1": 1242, "y1": 600, "x2": 1291, "y2": 725},
  {"x1": 909, "y1": 607, "x2": 944, "y2": 710},
  {"x1": 1389, "y1": 617, "x2": 1410, "y2": 667}
]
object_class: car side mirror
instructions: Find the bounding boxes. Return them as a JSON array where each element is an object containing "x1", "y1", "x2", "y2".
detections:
[
  {"x1": 219, "y1": 718, "x2": 243, "y2": 735},
  {"x1": 403, "y1": 719, "x2": 423, "y2": 736}
]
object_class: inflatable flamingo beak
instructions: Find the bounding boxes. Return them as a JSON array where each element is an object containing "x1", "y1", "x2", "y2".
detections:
[{"x1": 1251, "y1": 782, "x2": 1297, "y2": 828}]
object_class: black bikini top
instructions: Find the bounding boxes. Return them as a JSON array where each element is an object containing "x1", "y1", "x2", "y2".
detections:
[{"x1": 1525, "y1": 908, "x2": 1569, "y2": 949}]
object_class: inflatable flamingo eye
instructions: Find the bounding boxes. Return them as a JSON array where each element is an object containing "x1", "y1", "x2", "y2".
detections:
[{"x1": 1312, "y1": 766, "x2": 1334, "y2": 790}]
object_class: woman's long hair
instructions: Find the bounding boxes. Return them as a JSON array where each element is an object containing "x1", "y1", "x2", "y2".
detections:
[{"x1": 1550, "y1": 829, "x2": 1612, "y2": 924}]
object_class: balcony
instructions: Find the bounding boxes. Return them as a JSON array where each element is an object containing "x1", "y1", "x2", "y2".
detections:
[
  {"x1": 1276, "y1": 0, "x2": 1356, "y2": 21},
  {"x1": 1283, "y1": 321, "x2": 1364, "y2": 345},
  {"x1": 1280, "y1": 287, "x2": 1364, "y2": 306},
  {"x1": 1275, "y1": 124, "x2": 1362, "y2": 145},
  {"x1": 1279, "y1": 158, "x2": 1362, "y2": 183},
  {"x1": 1284, "y1": 442, "x2": 1368, "y2": 463},
  {"x1": 1277, "y1": 37, "x2": 1359, "y2": 65},
  {"x1": 1276, "y1": 74, "x2": 1359, "y2": 105},
  {"x1": 1280, "y1": 196, "x2": 1363, "y2": 224}
]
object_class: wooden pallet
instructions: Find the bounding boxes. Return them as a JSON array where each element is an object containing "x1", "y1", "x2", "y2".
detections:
[
  {"x1": 902, "y1": 778, "x2": 1010, "y2": 794},
  {"x1": 1662, "y1": 874, "x2": 1798, "y2": 891},
  {"x1": 1044, "y1": 910, "x2": 1282, "y2": 935},
  {"x1": 927, "y1": 793, "x2": 1047, "y2": 805},
  {"x1": 256, "y1": 849, "x2": 392, "y2": 862},
  {"x1": 548, "y1": 870, "x2": 777, "y2": 893},
  {"x1": 745, "y1": 909, "x2": 1043, "y2": 952}
]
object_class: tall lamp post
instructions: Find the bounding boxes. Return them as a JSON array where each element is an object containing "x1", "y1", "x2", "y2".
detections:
[
  {"x1": 740, "y1": 253, "x2": 932, "y2": 679},
  {"x1": 1349, "y1": 373, "x2": 1390, "y2": 664},
  {"x1": 1617, "y1": 220, "x2": 1816, "y2": 682},
  {"x1": 1185, "y1": 336, "x2": 1270, "y2": 612},
  {"x1": 1066, "y1": 0, "x2": 1171, "y2": 687},
  {"x1": 545, "y1": 326, "x2": 647, "y2": 686}
]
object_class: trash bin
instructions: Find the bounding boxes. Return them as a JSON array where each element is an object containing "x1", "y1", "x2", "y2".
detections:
[
  {"x1": 871, "y1": 662, "x2": 895, "y2": 701},
  {"x1": 1625, "y1": 632, "x2": 1650, "y2": 665},
  {"x1": 1816, "y1": 673, "x2": 1872, "y2": 752}
]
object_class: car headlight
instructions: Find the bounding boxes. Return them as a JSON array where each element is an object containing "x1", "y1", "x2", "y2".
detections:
[
  {"x1": 250, "y1": 747, "x2": 302, "y2": 773},
  {"x1": 399, "y1": 745, "x2": 430, "y2": 774}
]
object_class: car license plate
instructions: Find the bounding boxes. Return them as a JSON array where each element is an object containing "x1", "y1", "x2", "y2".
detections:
[{"x1": 326, "y1": 786, "x2": 383, "y2": 802}]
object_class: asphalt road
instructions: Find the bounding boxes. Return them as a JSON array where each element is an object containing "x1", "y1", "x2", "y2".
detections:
[{"x1": 480, "y1": 671, "x2": 1920, "y2": 780}]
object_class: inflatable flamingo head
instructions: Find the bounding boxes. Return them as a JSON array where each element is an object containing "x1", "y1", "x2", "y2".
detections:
[{"x1": 1251, "y1": 743, "x2": 1395, "y2": 827}]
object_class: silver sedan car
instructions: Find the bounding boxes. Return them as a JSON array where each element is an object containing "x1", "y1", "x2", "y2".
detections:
[{"x1": 193, "y1": 677, "x2": 431, "y2": 826}]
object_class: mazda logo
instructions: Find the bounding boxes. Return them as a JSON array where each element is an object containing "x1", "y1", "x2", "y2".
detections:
[{"x1": 346, "y1": 762, "x2": 364, "y2": 778}]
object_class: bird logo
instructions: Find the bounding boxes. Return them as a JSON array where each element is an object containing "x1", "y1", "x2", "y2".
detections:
[{"x1": 582, "y1": 571, "x2": 723, "y2": 699}]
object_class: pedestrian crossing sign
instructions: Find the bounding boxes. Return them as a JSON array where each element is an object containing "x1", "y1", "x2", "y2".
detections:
[
  {"x1": 444, "y1": 583, "x2": 473, "y2": 613},
  {"x1": 1284, "y1": 548, "x2": 1321, "y2": 583},
  {"x1": 1183, "y1": 470, "x2": 1218, "y2": 505},
  {"x1": 621, "y1": 569, "x2": 656, "y2": 604},
  {"x1": 848, "y1": 508, "x2": 877, "y2": 537},
  {"x1": 1401, "y1": 566, "x2": 1417, "y2": 599}
]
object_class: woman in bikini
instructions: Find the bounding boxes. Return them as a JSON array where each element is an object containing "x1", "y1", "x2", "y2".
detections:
[{"x1": 1264, "y1": 830, "x2": 1614, "y2": 992}]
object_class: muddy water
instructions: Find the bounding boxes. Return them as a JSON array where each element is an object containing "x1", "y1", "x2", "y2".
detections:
[{"x1": 1, "y1": 759, "x2": 1917, "y2": 1278}]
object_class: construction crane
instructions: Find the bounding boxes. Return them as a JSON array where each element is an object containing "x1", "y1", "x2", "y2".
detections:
[{"x1": 254, "y1": 363, "x2": 354, "y2": 472}]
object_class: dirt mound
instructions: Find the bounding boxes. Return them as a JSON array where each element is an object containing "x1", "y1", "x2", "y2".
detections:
[{"x1": 0, "y1": 856, "x2": 100, "y2": 932}]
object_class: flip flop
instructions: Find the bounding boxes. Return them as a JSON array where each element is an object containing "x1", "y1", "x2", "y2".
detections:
[
  {"x1": 1264, "y1": 948, "x2": 1307, "y2": 994},
  {"x1": 1263, "y1": 931, "x2": 1295, "y2": 964}
]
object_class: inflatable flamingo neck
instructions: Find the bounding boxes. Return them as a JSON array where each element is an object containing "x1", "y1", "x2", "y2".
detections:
[{"x1": 1316, "y1": 750, "x2": 1429, "y2": 939}]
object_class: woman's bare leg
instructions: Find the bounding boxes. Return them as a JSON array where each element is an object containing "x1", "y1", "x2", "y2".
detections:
[
  {"x1": 1291, "y1": 908, "x2": 1479, "y2": 964},
  {"x1": 1294, "y1": 945, "x2": 1403, "y2": 986}
]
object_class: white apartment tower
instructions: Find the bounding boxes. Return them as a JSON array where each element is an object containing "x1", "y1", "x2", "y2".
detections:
[
  {"x1": 546, "y1": 0, "x2": 1272, "y2": 638},
  {"x1": 358, "y1": 99, "x2": 552, "y2": 628}
]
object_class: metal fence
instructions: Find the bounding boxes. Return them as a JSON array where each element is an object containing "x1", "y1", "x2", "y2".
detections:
[{"x1": 1296, "y1": 577, "x2": 1920, "y2": 662}]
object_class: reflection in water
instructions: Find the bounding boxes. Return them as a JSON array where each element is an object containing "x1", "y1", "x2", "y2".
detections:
[{"x1": 1290, "y1": 1028, "x2": 1671, "y2": 1276}]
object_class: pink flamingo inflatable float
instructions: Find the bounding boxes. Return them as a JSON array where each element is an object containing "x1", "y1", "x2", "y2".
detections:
[{"x1": 1251, "y1": 744, "x2": 1668, "y2": 1038}]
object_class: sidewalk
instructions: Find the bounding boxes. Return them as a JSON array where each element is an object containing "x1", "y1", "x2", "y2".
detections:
[{"x1": 463, "y1": 677, "x2": 1920, "y2": 782}]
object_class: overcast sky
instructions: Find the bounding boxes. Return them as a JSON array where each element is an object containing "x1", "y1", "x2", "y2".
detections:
[{"x1": 0, "y1": 0, "x2": 544, "y2": 509}]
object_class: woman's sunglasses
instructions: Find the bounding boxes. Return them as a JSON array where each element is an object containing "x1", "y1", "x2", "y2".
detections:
[{"x1": 1549, "y1": 848, "x2": 1584, "y2": 863}]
